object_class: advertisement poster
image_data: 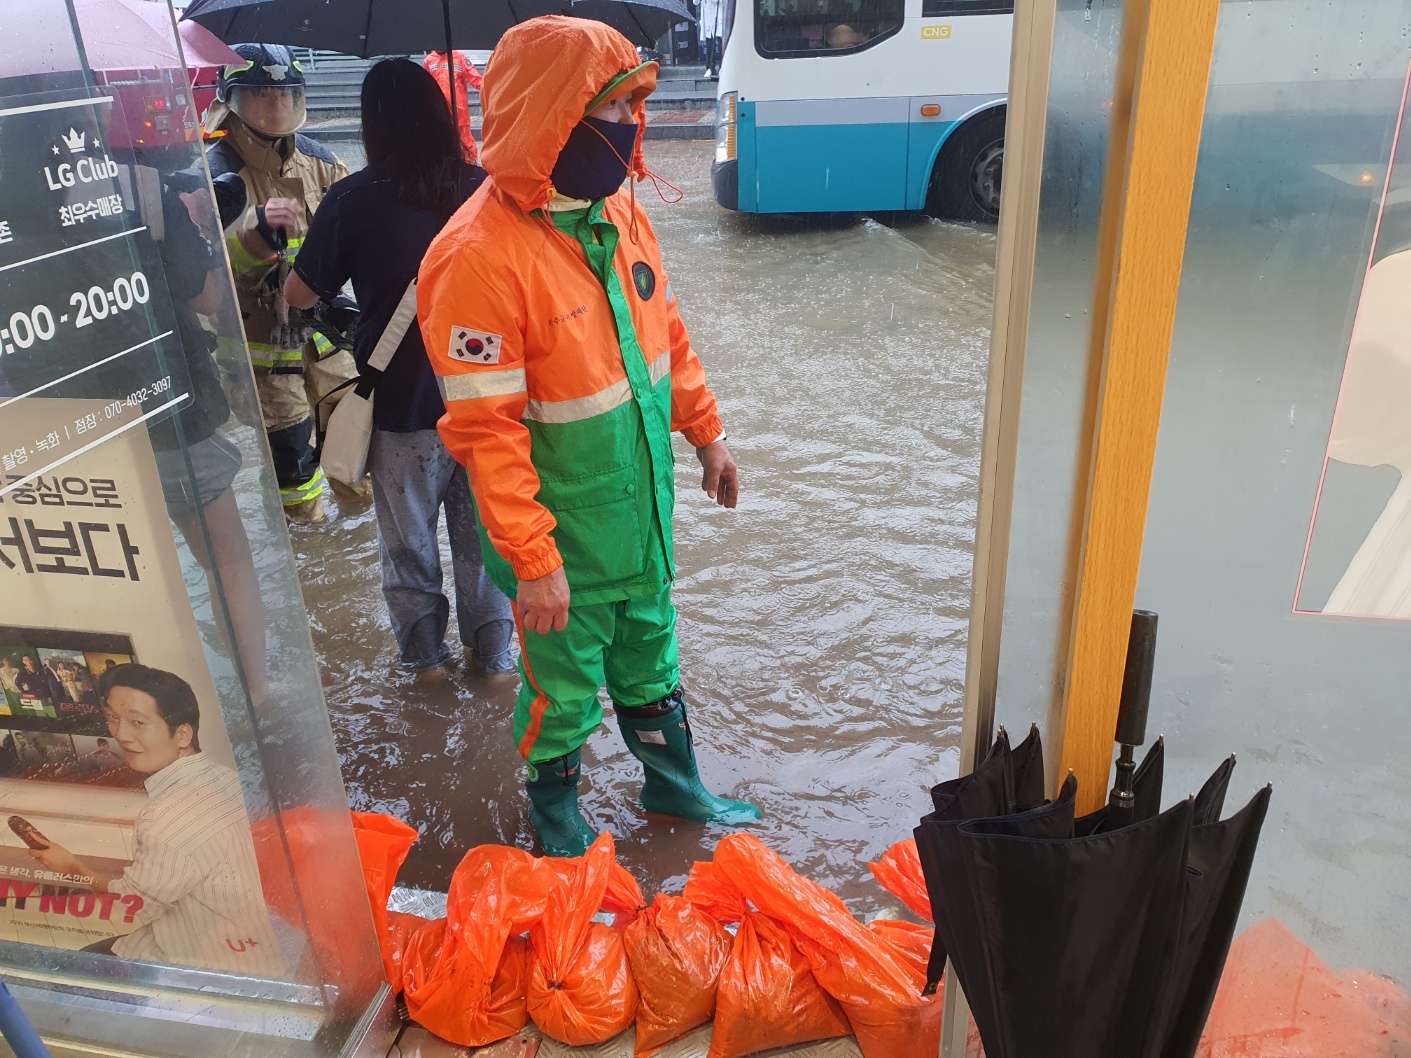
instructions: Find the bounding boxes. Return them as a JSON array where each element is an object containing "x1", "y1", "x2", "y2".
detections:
[
  {"x1": 0, "y1": 399, "x2": 287, "y2": 978},
  {"x1": 0, "y1": 85, "x2": 290, "y2": 979}
]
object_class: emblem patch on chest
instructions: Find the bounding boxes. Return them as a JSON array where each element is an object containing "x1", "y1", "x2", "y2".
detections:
[
  {"x1": 632, "y1": 261, "x2": 656, "y2": 301},
  {"x1": 448, "y1": 327, "x2": 503, "y2": 364}
]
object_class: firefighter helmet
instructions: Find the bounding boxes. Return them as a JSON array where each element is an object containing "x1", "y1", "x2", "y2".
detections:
[{"x1": 216, "y1": 44, "x2": 307, "y2": 136}]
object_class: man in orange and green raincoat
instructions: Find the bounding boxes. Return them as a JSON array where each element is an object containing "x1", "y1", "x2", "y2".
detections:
[{"x1": 418, "y1": 15, "x2": 761, "y2": 856}]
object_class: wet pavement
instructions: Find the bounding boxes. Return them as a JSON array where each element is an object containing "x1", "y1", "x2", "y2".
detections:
[{"x1": 294, "y1": 139, "x2": 996, "y2": 911}]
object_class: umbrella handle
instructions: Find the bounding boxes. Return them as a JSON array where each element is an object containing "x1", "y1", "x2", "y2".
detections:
[
  {"x1": 1109, "y1": 610, "x2": 1158, "y2": 824},
  {"x1": 1115, "y1": 609, "x2": 1157, "y2": 747}
]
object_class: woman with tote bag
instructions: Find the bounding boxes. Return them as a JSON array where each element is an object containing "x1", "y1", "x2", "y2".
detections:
[{"x1": 286, "y1": 59, "x2": 514, "y2": 680}]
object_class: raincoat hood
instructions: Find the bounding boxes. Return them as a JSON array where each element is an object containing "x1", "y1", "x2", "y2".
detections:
[{"x1": 480, "y1": 16, "x2": 658, "y2": 212}]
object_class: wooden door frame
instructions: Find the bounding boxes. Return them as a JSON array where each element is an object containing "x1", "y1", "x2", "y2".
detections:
[{"x1": 1053, "y1": 0, "x2": 1221, "y2": 812}]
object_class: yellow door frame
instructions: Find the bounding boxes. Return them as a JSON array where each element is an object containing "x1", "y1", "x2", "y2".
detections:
[{"x1": 1054, "y1": 0, "x2": 1222, "y2": 813}]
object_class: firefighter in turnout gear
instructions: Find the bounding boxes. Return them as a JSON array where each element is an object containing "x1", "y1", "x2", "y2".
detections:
[
  {"x1": 206, "y1": 43, "x2": 358, "y2": 523},
  {"x1": 418, "y1": 17, "x2": 762, "y2": 856}
]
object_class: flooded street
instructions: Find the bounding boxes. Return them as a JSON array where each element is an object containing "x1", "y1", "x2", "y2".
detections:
[{"x1": 294, "y1": 139, "x2": 995, "y2": 909}]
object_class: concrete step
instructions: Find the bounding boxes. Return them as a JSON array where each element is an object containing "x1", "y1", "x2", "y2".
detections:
[
  {"x1": 307, "y1": 98, "x2": 715, "y2": 115},
  {"x1": 306, "y1": 88, "x2": 717, "y2": 117},
  {"x1": 302, "y1": 60, "x2": 716, "y2": 95},
  {"x1": 304, "y1": 114, "x2": 714, "y2": 142},
  {"x1": 304, "y1": 75, "x2": 382, "y2": 89}
]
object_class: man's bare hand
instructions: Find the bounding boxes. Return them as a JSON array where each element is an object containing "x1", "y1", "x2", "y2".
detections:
[
  {"x1": 261, "y1": 197, "x2": 302, "y2": 232},
  {"x1": 237, "y1": 196, "x2": 304, "y2": 259},
  {"x1": 517, "y1": 566, "x2": 570, "y2": 634},
  {"x1": 30, "y1": 841, "x2": 87, "y2": 878},
  {"x1": 697, "y1": 439, "x2": 739, "y2": 509}
]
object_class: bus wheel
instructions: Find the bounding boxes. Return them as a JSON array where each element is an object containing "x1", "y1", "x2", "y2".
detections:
[{"x1": 928, "y1": 109, "x2": 1005, "y2": 223}]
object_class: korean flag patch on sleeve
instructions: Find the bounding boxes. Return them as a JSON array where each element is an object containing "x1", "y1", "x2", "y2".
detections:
[{"x1": 448, "y1": 327, "x2": 503, "y2": 365}]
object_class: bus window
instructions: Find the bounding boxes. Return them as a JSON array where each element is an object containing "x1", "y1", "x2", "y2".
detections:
[
  {"x1": 920, "y1": 0, "x2": 1014, "y2": 16},
  {"x1": 754, "y1": 0, "x2": 904, "y2": 58}
]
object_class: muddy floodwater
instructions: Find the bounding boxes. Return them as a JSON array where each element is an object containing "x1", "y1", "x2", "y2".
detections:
[{"x1": 293, "y1": 139, "x2": 995, "y2": 909}]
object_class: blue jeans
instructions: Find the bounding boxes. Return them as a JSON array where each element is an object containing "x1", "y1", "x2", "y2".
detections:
[{"x1": 367, "y1": 429, "x2": 515, "y2": 673}]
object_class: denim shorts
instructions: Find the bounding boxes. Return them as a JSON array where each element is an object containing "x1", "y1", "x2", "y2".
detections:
[{"x1": 154, "y1": 432, "x2": 243, "y2": 518}]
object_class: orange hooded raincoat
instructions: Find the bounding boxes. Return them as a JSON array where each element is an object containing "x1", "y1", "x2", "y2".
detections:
[{"x1": 417, "y1": 16, "x2": 725, "y2": 611}]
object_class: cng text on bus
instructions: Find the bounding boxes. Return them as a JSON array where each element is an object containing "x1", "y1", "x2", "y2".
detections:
[{"x1": 921, "y1": 25, "x2": 952, "y2": 39}]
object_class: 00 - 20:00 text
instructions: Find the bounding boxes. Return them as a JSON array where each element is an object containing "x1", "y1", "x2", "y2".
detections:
[{"x1": 2, "y1": 271, "x2": 151, "y2": 352}]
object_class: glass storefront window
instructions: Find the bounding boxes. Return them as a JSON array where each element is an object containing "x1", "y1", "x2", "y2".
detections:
[
  {"x1": 0, "y1": 2, "x2": 391, "y2": 1055},
  {"x1": 1137, "y1": 0, "x2": 1411, "y2": 993},
  {"x1": 994, "y1": 0, "x2": 1126, "y2": 765},
  {"x1": 987, "y1": 0, "x2": 1411, "y2": 1049}
]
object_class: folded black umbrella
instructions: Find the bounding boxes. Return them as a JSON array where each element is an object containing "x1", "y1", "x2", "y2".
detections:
[
  {"x1": 917, "y1": 724, "x2": 1167, "y2": 990},
  {"x1": 914, "y1": 612, "x2": 1271, "y2": 1058}
]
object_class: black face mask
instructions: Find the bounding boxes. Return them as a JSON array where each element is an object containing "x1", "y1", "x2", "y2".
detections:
[{"x1": 550, "y1": 114, "x2": 639, "y2": 201}]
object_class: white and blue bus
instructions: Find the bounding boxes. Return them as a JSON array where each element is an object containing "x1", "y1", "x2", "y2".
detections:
[{"x1": 710, "y1": 0, "x2": 1012, "y2": 218}]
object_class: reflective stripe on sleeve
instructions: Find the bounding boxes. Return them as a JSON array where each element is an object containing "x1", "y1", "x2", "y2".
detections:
[
  {"x1": 438, "y1": 368, "x2": 527, "y2": 403},
  {"x1": 521, "y1": 352, "x2": 672, "y2": 425},
  {"x1": 525, "y1": 378, "x2": 632, "y2": 424},
  {"x1": 649, "y1": 350, "x2": 670, "y2": 385},
  {"x1": 249, "y1": 343, "x2": 304, "y2": 370},
  {"x1": 225, "y1": 229, "x2": 273, "y2": 277}
]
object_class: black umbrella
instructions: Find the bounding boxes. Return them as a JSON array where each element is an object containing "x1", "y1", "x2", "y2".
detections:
[
  {"x1": 182, "y1": 0, "x2": 694, "y2": 133},
  {"x1": 182, "y1": 0, "x2": 692, "y2": 52},
  {"x1": 916, "y1": 725, "x2": 1168, "y2": 993},
  {"x1": 914, "y1": 613, "x2": 1271, "y2": 1058}
]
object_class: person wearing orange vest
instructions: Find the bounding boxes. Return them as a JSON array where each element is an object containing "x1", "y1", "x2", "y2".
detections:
[
  {"x1": 421, "y1": 50, "x2": 483, "y2": 162},
  {"x1": 417, "y1": 16, "x2": 761, "y2": 856}
]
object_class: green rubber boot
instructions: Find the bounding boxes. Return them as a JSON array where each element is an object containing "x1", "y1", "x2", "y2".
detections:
[
  {"x1": 525, "y1": 749, "x2": 596, "y2": 857},
  {"x1": 616, "y1": 689, "x2": 762, "y2": 825}
]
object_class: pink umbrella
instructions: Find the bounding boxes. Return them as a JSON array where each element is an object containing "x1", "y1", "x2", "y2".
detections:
[
  {"x1": 72, "y1": 0, "x2": 240, "y2": 72},
  {"x1": 121, "y1": 0, "x2": 243, "y2": 69}
]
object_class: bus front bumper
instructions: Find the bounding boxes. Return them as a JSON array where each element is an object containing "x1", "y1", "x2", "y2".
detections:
[{"x1": 712, "y1": 158, "x2": 739, "y2": 211}]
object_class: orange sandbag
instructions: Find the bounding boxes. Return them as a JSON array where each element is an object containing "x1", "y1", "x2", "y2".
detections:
[
  {"x1": 402, "y1": 915, "x2": 448, "y2": 992},
  {"x1": 404, "y1": 918, "x2": 534, "y2": 1040},
  {"x1": 604, "y1": 859, "x2": 648, "y2": 931},
  {"x1": 713, "y1": 833, "x2": 942, "y2": 1058},
  {"x1": 708, "y1": 911, "x2": 851, "y2": 1058},
  {"x1": 867, "y1": 838, "x2": 932, "y2": 922},
  {"x1": 351, "y1": 812, "x2": 420, "y2": 984},
  {"x1": 386, "y1": 910, "x2": 432, "y2": 989},
  {"x1": 251, "y1": 807, "x2": 387, "y2": 993},
  {"x1": 490, "y1": 935, "x2": 534, "y2": 1031},
  {"x1": 1196, "y1": 918, "x2": 1411, "y2": 1056},
  {"x1": 683, "y1": 858, "x2": 748, "y2": 923},
  {"x1": 528, "y1": 833, "x2": 639, "y2": 1045},
  {"x1": 405, "y1": 845, "x2": 564, "y2": 1047},
  {"x1": 624, "y1": 894, "x2": 732, "y2": 1056},
  {"x1": 866, "y1": 918, "x2": 934, "y2": 982}
]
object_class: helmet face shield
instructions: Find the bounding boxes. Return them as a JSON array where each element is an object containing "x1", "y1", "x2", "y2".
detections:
[{"x1": 227, "y1": 84, "x2": 307, "y2": 137}]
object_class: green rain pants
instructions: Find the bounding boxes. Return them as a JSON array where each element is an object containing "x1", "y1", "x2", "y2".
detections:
[{"x1": 514, "y1": 589, "x2": 680, "y2": 764}]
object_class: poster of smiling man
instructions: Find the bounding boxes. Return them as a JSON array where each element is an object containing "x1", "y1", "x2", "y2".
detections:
[{"x1": 0, "y1": 399, "x2": 287, "y2": 979}]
